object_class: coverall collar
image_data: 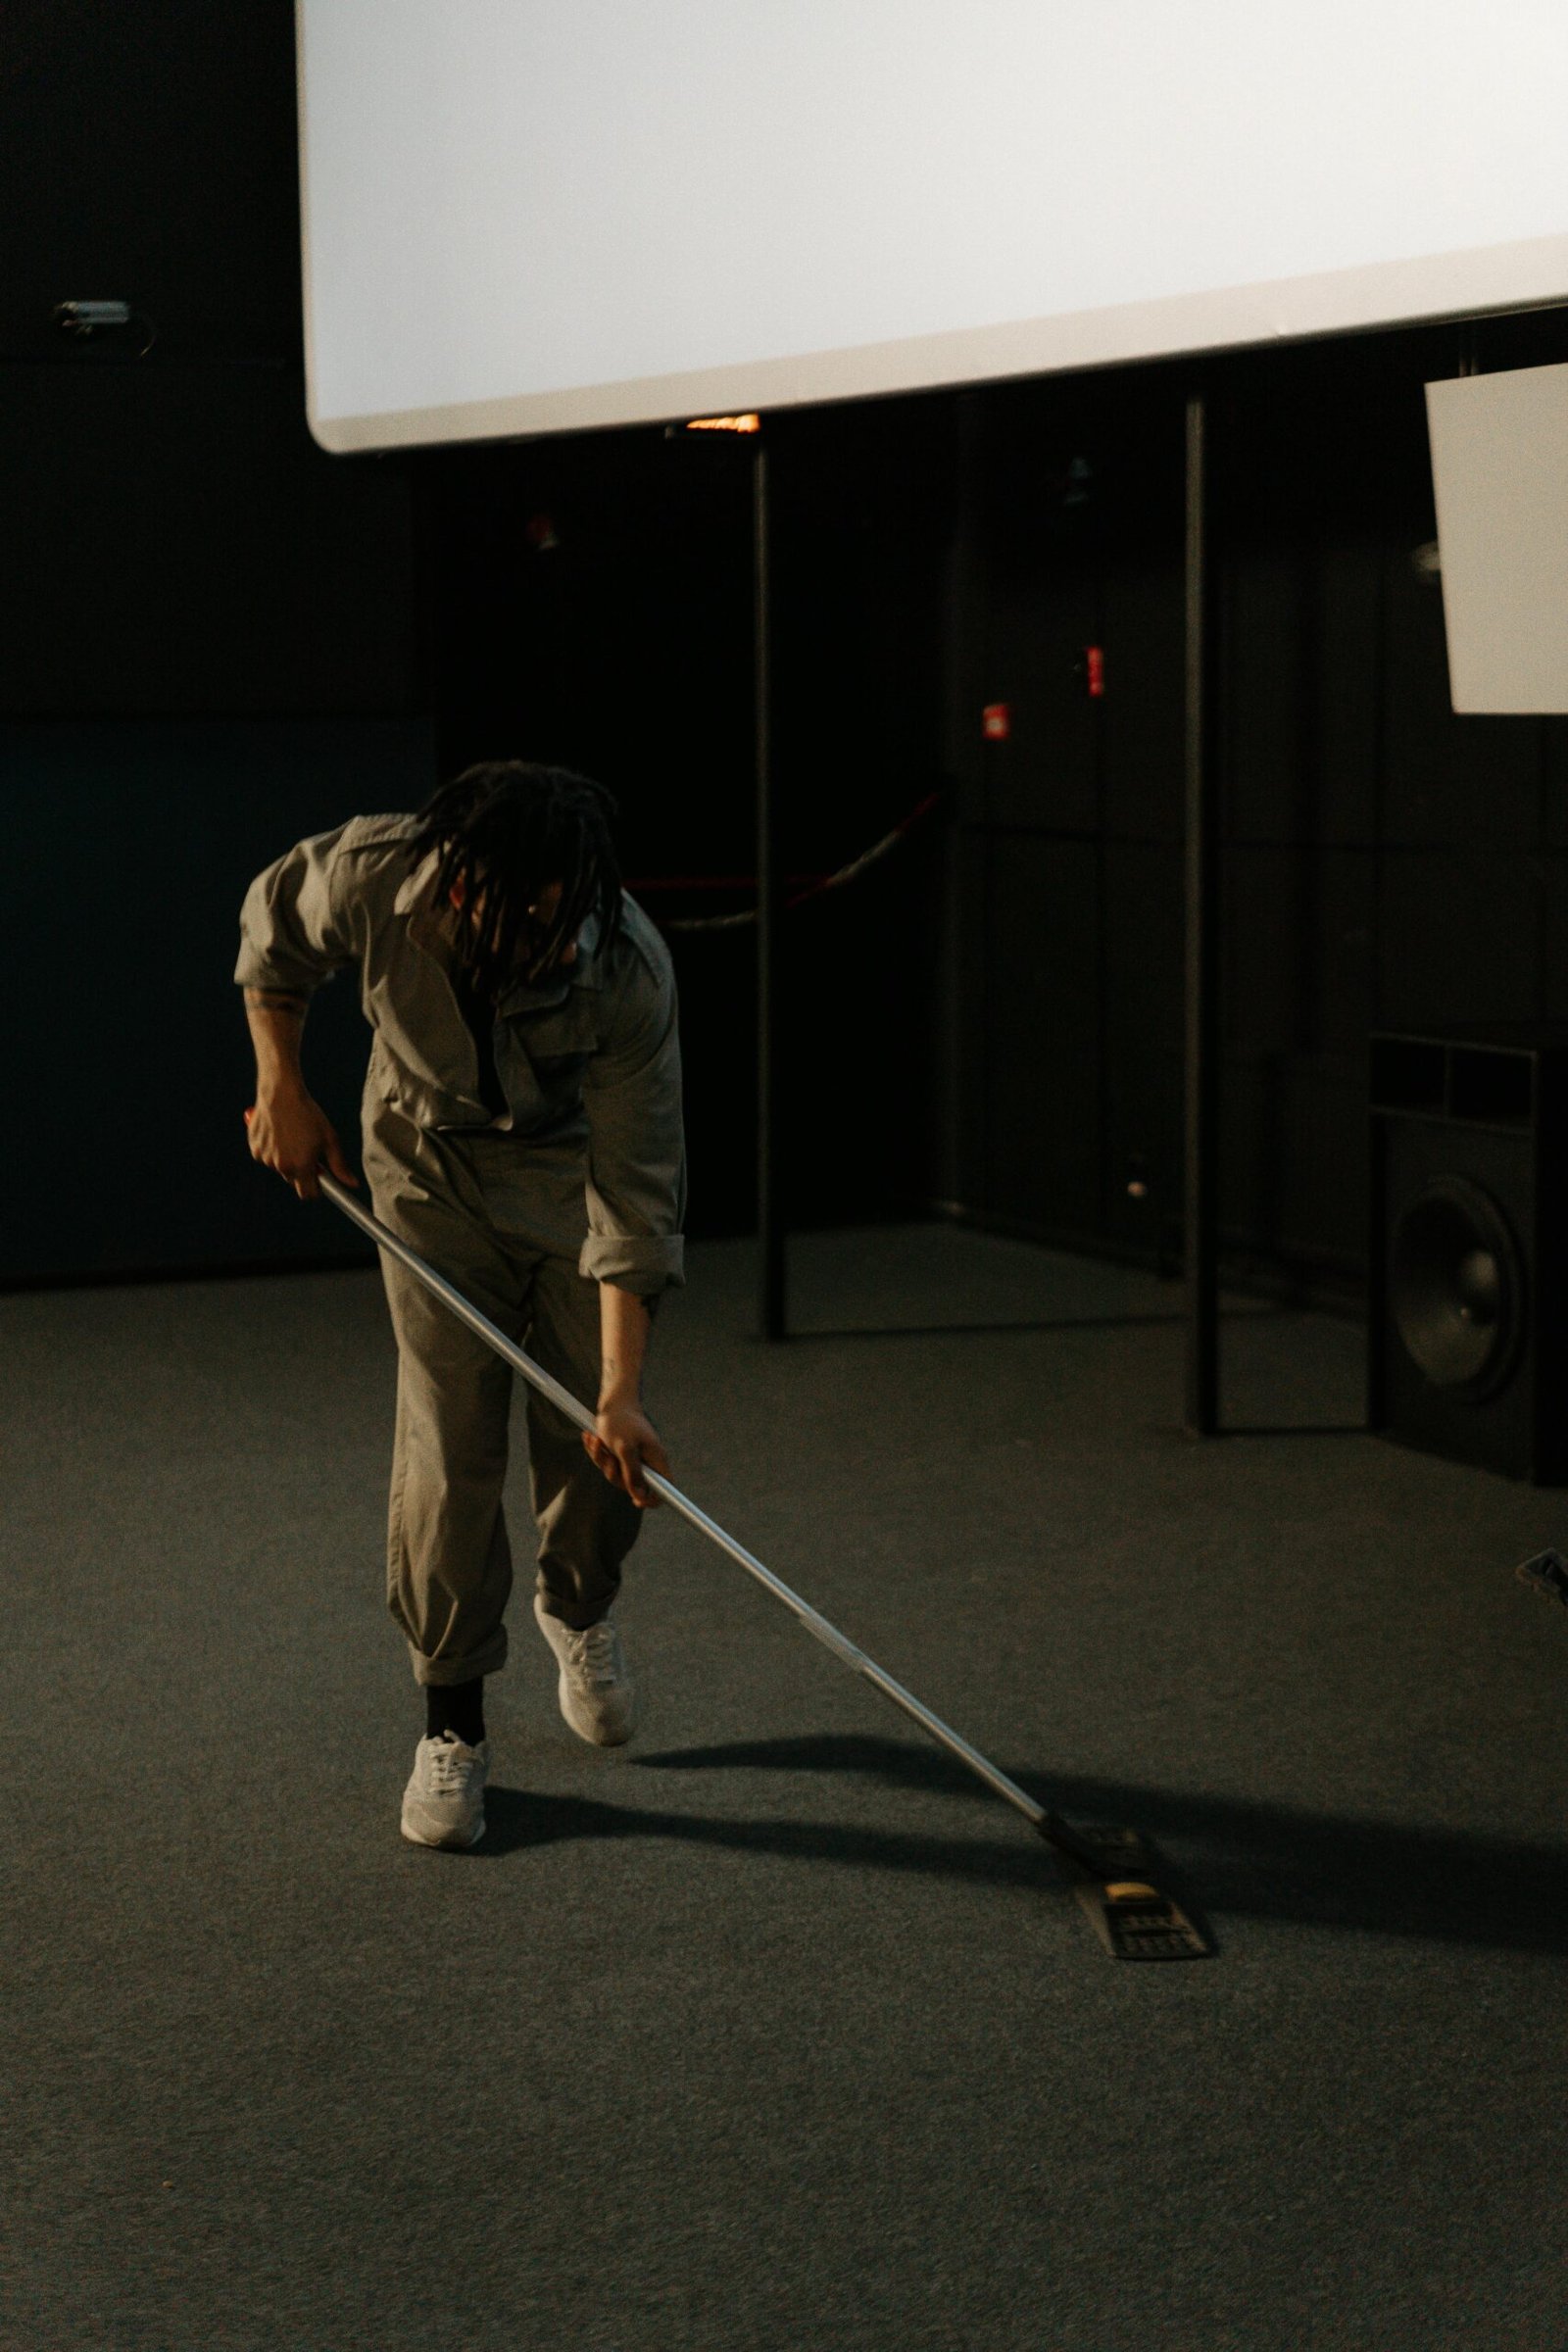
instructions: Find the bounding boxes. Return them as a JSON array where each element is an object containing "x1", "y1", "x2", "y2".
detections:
[{"x1": 395, "y1": 849, "x2": 605, "y2": 1006}]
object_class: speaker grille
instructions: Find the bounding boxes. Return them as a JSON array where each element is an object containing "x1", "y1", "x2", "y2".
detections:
[{"x1": 1389, "y1": 1176, "x2": 1524, "y2": 1400}]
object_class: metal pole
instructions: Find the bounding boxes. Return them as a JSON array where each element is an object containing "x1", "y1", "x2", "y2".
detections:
[
  {"x1": 316, "y1": 1172, "x2": 1094, "y2": 1853},
  {"x1": 317, "y1": 1170, "x2": 1218, "y2": 1943},
  {"x1": 1184, "y1": 392, "x2": 1220, "y2": 1435},
  {"x1": 755, "y1": 431, "x2": 787, "y2": 1340}
]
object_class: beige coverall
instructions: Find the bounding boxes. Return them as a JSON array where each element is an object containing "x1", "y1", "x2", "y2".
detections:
[{"x1": 236, "y1": 812, "x2": 686, "y2": 1686}]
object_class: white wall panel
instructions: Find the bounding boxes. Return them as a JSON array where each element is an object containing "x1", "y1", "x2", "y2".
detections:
[{"x1": 1428, "y1": 362, "x2": 1568, "y2": 713}]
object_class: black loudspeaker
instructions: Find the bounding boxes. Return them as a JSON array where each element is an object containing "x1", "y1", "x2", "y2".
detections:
[{"x1": 1369, "y1": 1030, "x2": 1568, "y2": 1484}]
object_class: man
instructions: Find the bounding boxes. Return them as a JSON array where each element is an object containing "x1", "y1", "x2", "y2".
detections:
[{"x1": 237, "y1": 760, "x2": 685, "y2": 1851}]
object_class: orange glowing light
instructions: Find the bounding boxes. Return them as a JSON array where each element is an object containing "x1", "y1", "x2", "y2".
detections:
[{"x1": 684, "y1": 414, "x2": 761, "y2": 433}]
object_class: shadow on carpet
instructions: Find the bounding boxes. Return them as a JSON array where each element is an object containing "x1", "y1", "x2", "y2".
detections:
[{"x1": 573, "y1": 1731, "x2": 1568, "y2": 1953}]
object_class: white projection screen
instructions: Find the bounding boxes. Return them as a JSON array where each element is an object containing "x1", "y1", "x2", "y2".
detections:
[{"x1": 297, "y1": 1, "x2": 1568, "y2": 455}]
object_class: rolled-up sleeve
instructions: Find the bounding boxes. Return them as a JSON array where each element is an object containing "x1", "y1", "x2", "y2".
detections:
[
  {"x1": 234, "y1": 825, "x2": 361, "y2": 998},
  {"x1": 578, "y1": 952, "x2": 687, "y2": 1298}
]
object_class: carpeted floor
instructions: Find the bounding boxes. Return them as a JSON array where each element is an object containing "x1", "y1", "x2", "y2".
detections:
[{"x1": 3, "y1": 1224, "x2": 1564, "y2": 2351}]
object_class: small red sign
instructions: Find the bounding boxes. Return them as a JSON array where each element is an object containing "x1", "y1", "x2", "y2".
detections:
[
  {"x1": 982, "y1": 702, "x2": 1011, "y2": 742},
  {"x1": 1085, "y1": 645, "x2": 1105, "y2": 698}
]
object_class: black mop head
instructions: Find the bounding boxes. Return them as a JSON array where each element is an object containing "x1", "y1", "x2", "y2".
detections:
[{"x1": 1044, "y1": 1822, "x2": 1214, "y2": 1962}]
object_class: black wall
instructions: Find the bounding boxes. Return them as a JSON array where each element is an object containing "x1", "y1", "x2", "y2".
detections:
[
  {"x1": 948, "y1": 313, "x2": 1568, "y2": 1303},
  {"x1": 414, "y1": 400, "x2": 956, "y2": 1243},
  {"x1": 2, "y1": 2, "x2": 427, "y2": 1281},
  {"x1": 8, "y1": 0, "x2": 1568, "y2": 1299}
]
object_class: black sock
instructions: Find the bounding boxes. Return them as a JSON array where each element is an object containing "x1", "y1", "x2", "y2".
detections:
[{"x1": 426, "y1": 1679, "x2": 485, "y2": 1746}]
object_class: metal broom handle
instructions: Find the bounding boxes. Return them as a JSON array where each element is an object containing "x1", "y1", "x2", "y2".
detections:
[{"x1": 319, "y1": 1172, "x2": 1113, "y2": 1876}]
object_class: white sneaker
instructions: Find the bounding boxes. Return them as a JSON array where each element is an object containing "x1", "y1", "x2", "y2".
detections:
[
  {"x1": 533, "y1": 1594, "x2": 637, "y2": 1745},
  {"x1": 400, "y1": 1732, "x2": 490, "y2": 1849}
]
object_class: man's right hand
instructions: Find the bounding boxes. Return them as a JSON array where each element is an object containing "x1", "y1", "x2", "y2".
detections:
[{"x1": 244, "y1": 1092, "x2": 359, "y2": 1200}]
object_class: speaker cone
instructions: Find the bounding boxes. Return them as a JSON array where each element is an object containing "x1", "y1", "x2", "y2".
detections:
[{"x1": 1389, "y1": 1176, "x2": 1524, "y2": 1399}]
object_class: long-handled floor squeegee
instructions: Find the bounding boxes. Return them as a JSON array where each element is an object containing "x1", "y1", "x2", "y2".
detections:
[{"x1": 320, "y1": 1174, "x2": 1211, "y2": 1961}]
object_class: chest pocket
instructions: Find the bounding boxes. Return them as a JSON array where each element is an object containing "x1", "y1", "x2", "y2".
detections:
[
  {"x1": 494, "y1": 992, "x2": 602, "y2": 1127},
  {"x1": 514, "y1": 993, "x2": 602, "y2": 1059}
]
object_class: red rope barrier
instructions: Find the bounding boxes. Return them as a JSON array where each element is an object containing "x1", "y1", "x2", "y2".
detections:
[{"x1": 629, "y1": 788, "x2": 946, "y2": 933}]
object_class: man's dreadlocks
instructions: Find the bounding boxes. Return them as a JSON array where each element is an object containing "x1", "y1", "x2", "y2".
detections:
[{"x1": 405, "y1": 760, "x2": 624, "y2": 997}]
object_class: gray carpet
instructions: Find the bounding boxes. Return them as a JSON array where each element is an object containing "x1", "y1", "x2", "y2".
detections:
[{"x1": 3, "y1": 1225, "x2": 1564, "y2": 2351}]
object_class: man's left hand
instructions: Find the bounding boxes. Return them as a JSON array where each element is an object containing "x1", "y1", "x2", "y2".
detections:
[{"x1": 583, "y1": 1402, "x2": 669, "y2": 1508}]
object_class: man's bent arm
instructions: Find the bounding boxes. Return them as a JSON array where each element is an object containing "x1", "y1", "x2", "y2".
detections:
[
  {"x1": 586, "y1": 1283, "x2": 669, "y2": 1508},
  {"x1": 598, "y1": 1281, "x2": 654, "y2": 1409},
  {"x1": 244, "y1": 986, "x2": 310, "y2": 1096},
  {"x1": 242, "y1": 985, "x2": 358, "y2": 1200}
]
